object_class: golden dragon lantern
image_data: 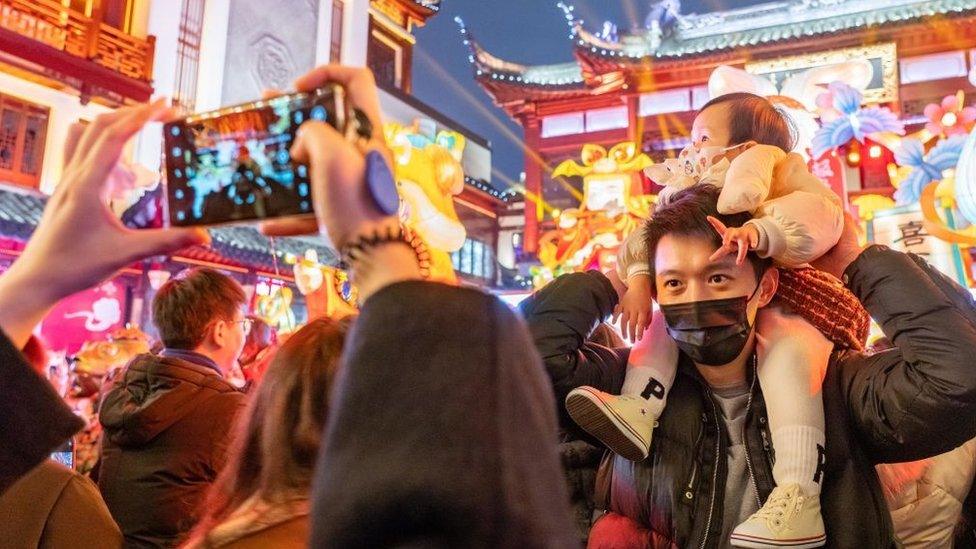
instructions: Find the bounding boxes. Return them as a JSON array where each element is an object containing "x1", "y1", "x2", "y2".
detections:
[
  {"x1": 385, "y1": 120, "x2": 467, "y2": 284},
  {"x1": 534, "y1": 141, "x2": 654, "y2": 286}
]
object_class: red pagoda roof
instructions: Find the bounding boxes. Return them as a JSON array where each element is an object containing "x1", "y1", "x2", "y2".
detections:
[{"x1": 463, "y1": 0, "x2": 976, "y2": 112}]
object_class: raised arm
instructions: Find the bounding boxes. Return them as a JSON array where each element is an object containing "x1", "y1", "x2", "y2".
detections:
[
  {"x1": 518, "y1": 271, "x2": 629, "y2": 431},
  {"x1": 839, "y1": 245, "x2": 976, "y2": 463}
]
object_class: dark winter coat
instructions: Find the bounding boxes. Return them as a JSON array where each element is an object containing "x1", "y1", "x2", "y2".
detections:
[
  {"x1": 519, "y1": 246, "x2": 976, "y2": 548},
  {"x1": 0, "y1": 330, "x2": 82, "y2": 495},
  {"x1": 98, "y1": 351, "x2": 246, "y2": 548}
]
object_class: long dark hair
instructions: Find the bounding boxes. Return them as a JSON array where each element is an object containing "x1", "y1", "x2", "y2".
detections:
[{"x1": 187, "y1": 316, "x2": 352, "y2": 545}]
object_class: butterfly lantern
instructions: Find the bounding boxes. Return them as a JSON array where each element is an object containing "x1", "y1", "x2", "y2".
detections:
[
  {"x1": 811, "y1": 82, "x2": 905, "y2": 160},
  {"x1": 891, "y1": 133, "x2": 976, "y2": 246},
  {"x1": 892, "y1": 135, "x2": 967, "y2": 205}
]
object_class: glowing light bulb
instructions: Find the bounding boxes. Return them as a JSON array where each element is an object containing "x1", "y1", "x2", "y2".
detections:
[
  {"x1": 869, "y1": 145, "x2": 882, "y2": 159},
  {"x1": 847, "y1": 151, "x2": 861, "y2": 166},
  {"x1": 942, "y1": 111, "x2": 958, "y2": 127},
  {"x1": 147, "y1": 269, "x2": 170, "y2": 291}
]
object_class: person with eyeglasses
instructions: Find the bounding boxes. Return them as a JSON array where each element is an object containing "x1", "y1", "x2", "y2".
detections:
[{"x1": 96, "y1": 268, "x2": 249, "y2": 548}]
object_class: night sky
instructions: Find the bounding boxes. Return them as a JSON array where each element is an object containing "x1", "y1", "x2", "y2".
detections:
[{"x1": 413, "y1": 0, "x2": 769, "y2": 190}]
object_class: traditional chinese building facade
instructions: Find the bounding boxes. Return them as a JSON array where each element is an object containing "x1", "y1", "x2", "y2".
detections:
[
  {"x1": 0, "y1": 0, "x2": 510, "y2": 351},
  {"x1": 463, "y1": 0, "x2": 976, "y2": 256}
]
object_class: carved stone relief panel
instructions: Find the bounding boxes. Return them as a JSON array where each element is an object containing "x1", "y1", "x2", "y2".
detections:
[{"x1": 221, "y1": 0, "x2": 320, "y2": 106}]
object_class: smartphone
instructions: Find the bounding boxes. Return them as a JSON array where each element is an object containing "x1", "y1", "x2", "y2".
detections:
[
  {"x1": 162, "y1": 85, "x2": 348, "y2": 227},
  {"x1": 51, "y1": 439, "x2": 73, "y2": 469}
]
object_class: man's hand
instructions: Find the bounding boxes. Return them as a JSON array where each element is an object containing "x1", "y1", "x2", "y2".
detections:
[
  {"x1": 707, "y1": 216, "x2": 759, "y2": 265},
  {"x1": 614, "y1": 274, "x2": 653, "y2": 342},
  {"x1": 0, "y1": 101, "x2": 208, "y2": 348},
  {"x1": 810, "y1": 212, "x2": 866, "y2": 281}
]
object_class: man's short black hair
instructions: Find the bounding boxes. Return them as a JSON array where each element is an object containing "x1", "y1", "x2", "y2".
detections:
[{"x1": 642, "y1": 184, "x2": 772, "y2": 282}]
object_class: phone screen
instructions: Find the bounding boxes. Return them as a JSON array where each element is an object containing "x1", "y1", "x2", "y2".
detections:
[
  {"x1": 162, "y1": 87, "x2": 341, "y2": 227},
  {"x1": 51, "y1": 439, "x2": 73, "y2": 469}
]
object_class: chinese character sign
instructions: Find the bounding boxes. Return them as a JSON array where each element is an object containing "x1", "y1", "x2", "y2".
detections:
[{"x1": 871, "y1": 205, "x2": 969, "y2": 286}]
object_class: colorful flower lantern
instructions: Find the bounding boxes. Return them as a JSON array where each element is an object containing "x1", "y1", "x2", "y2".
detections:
[{"x1": 924, "y1": 91, "x2": 976, "y2": 138}]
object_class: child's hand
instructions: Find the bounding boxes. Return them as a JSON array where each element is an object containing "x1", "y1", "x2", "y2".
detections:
[
  {"x1": 707, "y1": 216, "x2": 759, "y2": 265},
  {"x1": 613, "y1": 274, "x2": 653, "y2": 342}
]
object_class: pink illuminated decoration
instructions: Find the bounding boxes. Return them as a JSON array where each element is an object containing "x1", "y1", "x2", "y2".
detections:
[
  {"x1": 924, "y1": 91, "x2": 976, "y2": 137},
  {"x1": 40, "y1": 281, "x2": 126, "y2": 354}
]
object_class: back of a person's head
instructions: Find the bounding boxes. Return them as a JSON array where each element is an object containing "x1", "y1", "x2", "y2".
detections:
[
  {"x1": 644, "y1": 184, "x2": 772, "y2": 280},
  {"x1": 188, "y1": 316, "x2": 353, "y2": 544},
  {"x1": 699, "y1": 92, "x2": 796, "y2": 151},
  {"x1": 151, "y1": 268, "x2": 246, "y2": 350}
]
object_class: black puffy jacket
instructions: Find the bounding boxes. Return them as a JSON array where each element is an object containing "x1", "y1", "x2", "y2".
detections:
[
  {"x1": 520, "y1": 246, "x2": 976, "y2": 548},
  {"x1": 98, "y1": 351, "x2": 245, "y2": 548}
]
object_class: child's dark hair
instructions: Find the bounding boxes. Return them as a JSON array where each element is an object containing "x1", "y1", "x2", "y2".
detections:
[{"x1": 699, "y1": 92, "x2": 796, "y2": 151}]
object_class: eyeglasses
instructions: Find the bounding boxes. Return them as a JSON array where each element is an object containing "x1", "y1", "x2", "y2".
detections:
[{"x1": 235, "y1": 318, "x2": 254, "y2": 335}]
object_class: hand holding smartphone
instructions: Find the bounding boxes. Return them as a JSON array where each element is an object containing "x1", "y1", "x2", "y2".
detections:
[{"x1": 162, "y1": 84, "x2": 363, "y2": 227}]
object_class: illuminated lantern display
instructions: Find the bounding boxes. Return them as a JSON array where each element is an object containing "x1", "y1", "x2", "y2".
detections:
[
  {"x1": 385, "y1": 120, "x2": 467, "y2": 283},
  {"x1": 291, "y1": 249, "x2": 358, "y2": 320},
  {"x1": 870, "y1": 204, "x2": 971, "y2": 287},
  {"x1": 533, "y1": 141, "x2": 653, "y2": 285},
  {"x1": 71, "y1": 325, "x2": 152, "y2": 395},
  {"x1": 811, "y1": 82, "x2": 904, "y2": 160},
  {"x1": 956, "y1": 126, "x2": 976, "y2": 226},
  {"x1": 924, "y1": 91, "x2": 976, "y2": 137},
  {"x1": 255, "y1": 281, "x2": 297, "y2": 333}
]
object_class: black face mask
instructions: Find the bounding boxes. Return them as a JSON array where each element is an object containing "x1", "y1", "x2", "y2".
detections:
[{"x1": 660, "y1": 283, "x2": 761, "y2": 366}]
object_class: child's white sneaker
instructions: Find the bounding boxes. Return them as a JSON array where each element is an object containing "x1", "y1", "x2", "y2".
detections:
[
  {"x1": 564, "y1": 387, "x2": 657, "y2": 461},
  {"x1": 730, "y1": 483, "x2": 826, "y2": 548}
]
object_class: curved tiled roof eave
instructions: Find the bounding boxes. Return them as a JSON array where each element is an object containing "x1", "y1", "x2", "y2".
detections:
[{"x1": 572, "y1": 0, "x2": 976, "y2": 61}]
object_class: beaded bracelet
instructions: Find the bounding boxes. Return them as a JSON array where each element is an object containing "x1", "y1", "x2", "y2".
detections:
[{"x1": 339, "y1": 224, "x2": 431, "y2": 279}]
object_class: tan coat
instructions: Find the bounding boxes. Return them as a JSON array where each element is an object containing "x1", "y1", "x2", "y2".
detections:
[
  {"x1": 184, "y1": 495, "x2": 309, "y2": 549},
  {"x1": 0, "y1": 460, "x2": 122, "y2": 549}
]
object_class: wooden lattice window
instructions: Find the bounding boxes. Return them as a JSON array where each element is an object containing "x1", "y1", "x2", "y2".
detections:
[
  {"x1": 62, "y1": 0, "x2": 134, "y2": 31},
  {"x1": 366, "y1": 17, "x2": 412, "y2": 91},
  {"x1": 174, "y1": 0, "x2": 207, "y2": 112},
  {"x1": 330, "y1": 0, "x2": 344, "y2": 63},
  {"x1": 0, "y1": 95, "x2": 49, "y2": 189},
  {"x1": 367, "y1": 33, "x2": 398, "y2": 90}
]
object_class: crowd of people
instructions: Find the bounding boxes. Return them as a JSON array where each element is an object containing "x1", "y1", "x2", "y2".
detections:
[{"x1": 0, "y1": 63, "x2": 975, "y2": 549}]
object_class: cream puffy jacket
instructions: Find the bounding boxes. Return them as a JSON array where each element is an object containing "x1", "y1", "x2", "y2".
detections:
[
  {"x1": 618, "y1": 144, "x2": 843, "y2": 280},
  {"x1": 877, "y1": 437, "x2": 976, "y2": 547}
]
